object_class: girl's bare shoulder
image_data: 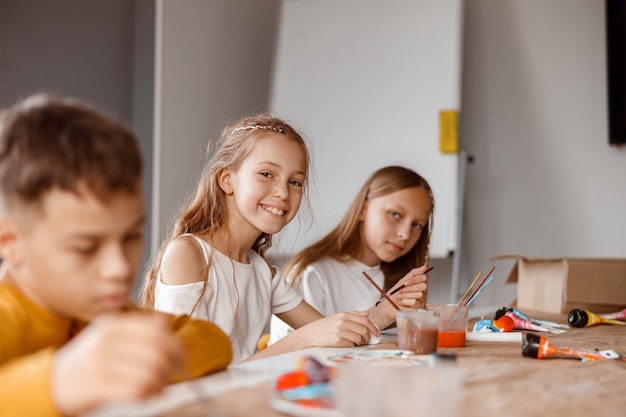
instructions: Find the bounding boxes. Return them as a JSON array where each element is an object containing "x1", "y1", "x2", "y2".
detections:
[{"x1": 160, "y1": 235, "x2": 207, "y2": 285}]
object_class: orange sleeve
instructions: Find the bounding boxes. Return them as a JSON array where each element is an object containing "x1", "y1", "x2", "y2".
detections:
[
  {"x1": 0, "y1": 348, "x2": 62, "y2": 417},
  {"x1": 168, "y1": 314, "x2": 233, "y2": 380}
]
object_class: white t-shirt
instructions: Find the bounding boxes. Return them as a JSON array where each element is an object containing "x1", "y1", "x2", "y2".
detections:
[
  {"x1": 154, "y1": 235, "x2": 302, "y2": 363},
  {"x1": 269, "y1": 257, "x2": 384, "y2": 345}
]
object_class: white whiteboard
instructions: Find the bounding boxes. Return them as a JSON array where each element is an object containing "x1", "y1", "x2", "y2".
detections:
[{"x1": 269, "y1": 0, "x2": 463, "y2": 258}]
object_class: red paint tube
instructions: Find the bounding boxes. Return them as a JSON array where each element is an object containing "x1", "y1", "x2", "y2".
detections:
[{"x1": 493, "y1": 315, "x2": 514, "y2": 331}]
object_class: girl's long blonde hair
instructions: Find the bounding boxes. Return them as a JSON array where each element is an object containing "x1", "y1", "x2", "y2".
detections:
[
  {"x1": 140, "y1": 113, "x2": 310, "y2": 307},
  {"x1": 283, "y1": 165, "x2": 434, "y2": 292}
]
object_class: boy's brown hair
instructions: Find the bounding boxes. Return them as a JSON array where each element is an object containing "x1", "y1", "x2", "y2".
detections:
[{"x1": 0, "y1": 93, "x2": 142, "y2": 211}]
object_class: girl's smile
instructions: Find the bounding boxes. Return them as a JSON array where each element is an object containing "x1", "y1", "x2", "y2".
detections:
[{"x1": 261, "y1": 204, "x2": 286, "y2": 217}]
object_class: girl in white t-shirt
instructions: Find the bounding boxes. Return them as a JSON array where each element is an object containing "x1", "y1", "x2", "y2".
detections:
[
  {"x1": 270, "y1": 165, "x2": 434, "y2": 344},
  {"x1": 141, "y1": 113, "x2": 386, "y2": 363}
]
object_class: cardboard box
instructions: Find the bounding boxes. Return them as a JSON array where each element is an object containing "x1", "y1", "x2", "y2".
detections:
[{"x1": 496, "y1": 255, "x2": 626, "y2": 314}]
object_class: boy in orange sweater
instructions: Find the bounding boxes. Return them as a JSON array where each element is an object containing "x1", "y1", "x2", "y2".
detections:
[{"x1": 0, "y1": 93, "x2": 232, "y2": 416}]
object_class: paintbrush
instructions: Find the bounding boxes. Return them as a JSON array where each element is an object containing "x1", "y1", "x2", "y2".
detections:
[
  {"x1": 442, "y1": 266, "x2": 496, "y2": 331},
  {"x1": 363, "y1": 271, "x2": 400, "y2": 310},
  {"x1": 458, "y1": 271, "x2": 482, "y2": 306},
  {"x1": 461, "y1": 266, "x2": 495, "y2": 307},
  {"x1": 388, "y1": 266, "x2": 434, "y2": 297},
  {"x1": 464, "y1": 274, "x2": 495, "y2": 307}
]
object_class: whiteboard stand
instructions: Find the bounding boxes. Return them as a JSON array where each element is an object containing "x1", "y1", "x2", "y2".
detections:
[{"x1": 449, "y1": 148, "x2": 471, "y2": 303}]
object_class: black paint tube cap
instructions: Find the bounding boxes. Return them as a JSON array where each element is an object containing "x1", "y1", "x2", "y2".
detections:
[
  {"x1": 567, "y1": 309, "x2": 589, "y2": 328},
  {"x1": 521, "y1": 333, "x2": 541, "y2": 358}
]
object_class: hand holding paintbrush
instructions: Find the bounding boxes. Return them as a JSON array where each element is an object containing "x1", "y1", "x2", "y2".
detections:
[
  {"x1": 388, "y1": 266, "x2": 434, "y2": 297},
  {"x1": 363, "y1": 272, "x2": 400, "y2": 310},
  {"x1": 369, "y1": 266, "x2": 432, "y2": 311}
]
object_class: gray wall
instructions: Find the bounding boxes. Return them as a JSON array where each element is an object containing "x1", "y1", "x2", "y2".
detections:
[
  {"x1": 0, "y1": 0, "x2": 154, "y2": 275},
  {"x1": 152, "y1": 0, "x2": 280, "y2": 255},
  {"x1": 132, "y1": 0, "x2": 156, "y2": 273},
  {"x1": 454, "y1": 0, "x2": 626, "y2": 311},
  {"x1": 0, "y1": 0, "x2": 133, "y2": 116}
]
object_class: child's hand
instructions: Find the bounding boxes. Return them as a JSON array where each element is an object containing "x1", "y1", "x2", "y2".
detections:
[
  {"x1": 51, "y1": 311, "x2": 184, "y2": 416},
  {"x1": 297, "y1": 311, "x2": 379, "y2": 348},
  {"x1": 384, "y1": 266, "x2": 429, "y2": 315}
]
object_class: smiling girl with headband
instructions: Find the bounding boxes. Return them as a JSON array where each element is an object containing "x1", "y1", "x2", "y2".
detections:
[{"x1": 141, "y1": 113, "x2": 383, "y2": 363}]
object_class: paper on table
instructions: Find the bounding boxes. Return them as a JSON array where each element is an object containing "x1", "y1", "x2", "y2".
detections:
[{"x1": 466, "y1": 331, "x2": 523, "y2": 343}]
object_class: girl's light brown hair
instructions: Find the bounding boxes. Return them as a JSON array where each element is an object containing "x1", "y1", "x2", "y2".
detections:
[
  {"x1": 140, "y1": 113, "x2": 310, "y2": 308},
  {"x1": 283, "y1": 165, "x2": 434, "y2": 292}
]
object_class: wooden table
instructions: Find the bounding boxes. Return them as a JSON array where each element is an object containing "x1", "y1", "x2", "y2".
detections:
[{"x1": 88, "y1": 311, "x2": 626, "y2": 417}]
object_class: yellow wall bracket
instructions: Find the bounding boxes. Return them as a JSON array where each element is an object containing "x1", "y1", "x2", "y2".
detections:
[{"x1": 439, "y1": 109, "x2": 459, "y2": 153}]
